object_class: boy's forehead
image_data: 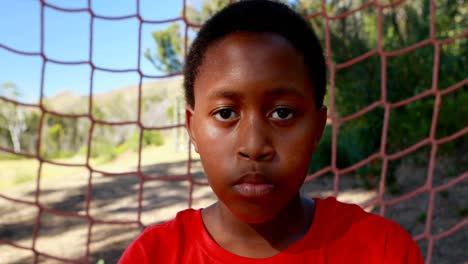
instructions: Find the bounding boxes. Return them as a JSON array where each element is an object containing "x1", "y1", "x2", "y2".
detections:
[
  {"x1": 205, "y1": 32, "x2": 297, "y2": 64},
  {"x1": 194, "y1": 32, "x2": 313, "y2": 99}
]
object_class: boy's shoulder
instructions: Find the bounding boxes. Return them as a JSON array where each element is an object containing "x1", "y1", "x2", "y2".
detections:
[
  {"x1": 136, "y1": 208, "x2": 201, "y2": 249},
  {"x1": 315, "y1": 196, "x2": 386, "y2": 223},
  {"x1": 142, "y1": 208, "x2": 199, "y2": 237},
  {"x1": 119, "y1": 209, "x2": 201, "y2": 263},
  {"x1": 313, "y1": 196, "x2": 412, "y2": 240},
  {"x1": 311, "y1": 197, "x2": 423, "y2": 263}
]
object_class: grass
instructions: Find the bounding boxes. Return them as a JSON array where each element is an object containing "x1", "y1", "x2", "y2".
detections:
[
  {"x1": 0, "y1": 152, "x2": 25, "y2": 160},
  {"x1": 0, "y1": 137, "x2": 200, "y2": 190},
  {"x1": 0, "y1": 158, "x2": 39, "y2": 189},
  {"x1": 13, "y1": 173, "x2": 36, "y2": 185},
  {"x1": 0, "y1": 158, "x2": 86, "y2": 190}
]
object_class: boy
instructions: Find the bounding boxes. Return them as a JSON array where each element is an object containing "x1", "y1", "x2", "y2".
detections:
[{"x1": 120, "y1": 1, "x2": 424, "y2": 263}]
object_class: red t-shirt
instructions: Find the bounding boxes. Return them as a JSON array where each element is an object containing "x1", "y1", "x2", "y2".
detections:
[{"x1": 119, "y1": 197, "x2": 424, "y2": 263}]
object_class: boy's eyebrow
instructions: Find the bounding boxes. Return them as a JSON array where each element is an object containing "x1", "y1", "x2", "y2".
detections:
[
  {"x1": 207, "y1": 86, "x2": 305, "y2": 100},
  {"x1": 207, "y1": 90, "x2": 244, "y2": 100},
  {"x1": 264, "y1": 86, "x2": 305, "y2": 98}
]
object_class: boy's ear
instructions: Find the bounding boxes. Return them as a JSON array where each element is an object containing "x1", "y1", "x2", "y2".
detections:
[
  {"x1": 313, "y1": 106, "x2": 327, "y2": 149},
  {"x1": 185, "y1": 107, "x2": 199, "y2": 153}
]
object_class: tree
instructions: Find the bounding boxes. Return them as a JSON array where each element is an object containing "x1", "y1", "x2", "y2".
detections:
[
  {"x1": 185, "y1": 0, "x2": 231, "y2": 25},
  {"x1": 144, "y1": 23, "x2": 184, "y2": 74},
  {"x1": 144, "y1": 0, "x2": 235, "y2": 76},
  {"x1": 0, "y1": 83, "x2": 27, "y2": 153}
]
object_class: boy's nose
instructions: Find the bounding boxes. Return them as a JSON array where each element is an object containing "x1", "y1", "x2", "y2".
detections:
[{"x1": 237, "y1": 116, "x2": 275, "y2": 162}]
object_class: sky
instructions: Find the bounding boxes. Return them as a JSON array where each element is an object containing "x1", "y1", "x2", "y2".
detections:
[{"x1": 0, "y1": 0, "x2": 192, "y2": 103}]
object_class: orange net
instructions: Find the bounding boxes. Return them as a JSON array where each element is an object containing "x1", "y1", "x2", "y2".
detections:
[{"x1": 0, "y1": 0, "x2": 466, "y2": 263}]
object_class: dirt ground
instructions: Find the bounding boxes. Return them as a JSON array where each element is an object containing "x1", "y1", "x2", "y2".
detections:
[{"x1": 0, "y1": 153, "x2": 467, "y2": 264}]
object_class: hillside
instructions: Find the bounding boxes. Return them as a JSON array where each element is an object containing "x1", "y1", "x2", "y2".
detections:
[{"x1": 44, "y1": 77, "x2": 184, "y2": 115}]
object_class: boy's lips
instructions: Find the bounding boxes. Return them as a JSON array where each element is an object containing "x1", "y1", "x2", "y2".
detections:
[{"x1": 232, "y1": 173, "x2": 275, "y2": 198}]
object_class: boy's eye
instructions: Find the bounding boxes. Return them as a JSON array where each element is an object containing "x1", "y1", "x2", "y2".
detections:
[
  {"x1": 270, "y1": 108, "x2": 294, "y2": 121},
  {"x1": 214, "y1": 109, "x2": 239, "y2": 121}
]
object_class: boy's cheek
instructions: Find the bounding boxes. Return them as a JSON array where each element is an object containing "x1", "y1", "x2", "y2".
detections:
[
  {"x1": 195, "y1": 119, "x2": 237, "y2": 147},
  {"x1": 198, "y1": 122, "x2": 226, "y2": 141}
]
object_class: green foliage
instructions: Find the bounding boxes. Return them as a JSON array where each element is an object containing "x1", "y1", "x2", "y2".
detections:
[
  {"x1": 322, "y1": 0, "x2": 466, "y2": 185},
  {"x1": 121, "y1": 130, "x2": 165, "y2": 153},
  {"x1": 142, "y1": 130, "x2": 165, "y2": 147},
  {"x1": 89, "y1": 130, "x2": 164, "y2": 162},
  {"x1": 166, "y1": 105, "x2": 175, "y2": 120},
  {"x1": 0, "y1": 83, "x2": 28, "y2": 153},
  {"x1": 147, "y1": 0, "x2": 232, "y2": 75},
  {"x1": 417, "y1": 212, "x2": 427, "y2": 224},
  {"x1": 1, "y1": 82, "x2": 21, "y2": 97},
  {"x1": 40, "y1": 114, "x2": 90, "y2": 159},
  {"x1": 308, "y1": 125, "x2": 363, "y2": 174},
  {"x1": 89, "y1": 140, "x2": 121, "y2": 163},
  {"x1": 144, "y1": 23, "x2": 183, "y2": 74},
  {"x1": 0, "y1": 125, "x2": 11, "y2": 150},
  {"x1": 0, "y1": 152, "x2": 24, "y2": 160},
  {"x1": 457, "y1": 207, "x2": 468, "y2": 217},
  {"x1": 387, "y1": 97, "x2": 434, "y2": 154},
  {"x1": 355, "y1": 160, "x2": 382, "y2": 190},
  {"x1": 437, "y1": 87, "x2": 468, "y2": 140},
  {"x1": 185, "y1": 0, "x2": 231, "y2": 25},
  {"x1": 21, "y1": 111, "x2": 40, "y2": 153},
  {"x1": 334, "y1": 56, "x2": 381, "y2": 116},
  {"x1": 93, "y1": 139, "x2": 132, "y2": 163},
  {"x1": 435, "y1": 0, "x2": 468, "y2": 39},
  {"x1": 440, "y1": 190, "x2": 449, "y2": 198}
]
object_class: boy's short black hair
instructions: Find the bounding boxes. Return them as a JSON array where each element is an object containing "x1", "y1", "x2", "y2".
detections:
[{"x1": 183, "y1": 0, "x2": 326, "y2": 109}]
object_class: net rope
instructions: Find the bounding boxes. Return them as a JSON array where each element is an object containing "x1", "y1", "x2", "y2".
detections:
[{"x1": 0, "y1": 0, "x2": 466, "y2": 263}]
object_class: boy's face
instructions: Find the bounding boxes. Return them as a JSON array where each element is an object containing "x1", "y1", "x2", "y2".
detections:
[{"x1": 186, "y1": 32, "x2": 327, "y2": 223}]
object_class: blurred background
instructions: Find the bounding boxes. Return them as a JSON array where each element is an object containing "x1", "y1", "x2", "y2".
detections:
[{"x1": 0, "y1": 0, "x2": 466, "y2": 263}]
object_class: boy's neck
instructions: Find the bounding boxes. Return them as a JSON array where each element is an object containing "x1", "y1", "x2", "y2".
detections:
[{"x1": 202, "y1": 194, "x2": 315, "y2": 258}]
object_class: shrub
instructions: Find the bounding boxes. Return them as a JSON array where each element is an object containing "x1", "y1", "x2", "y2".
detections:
[
  {"x1": 86, "y1": 130, "x2": 165, "y2": 163},
  {"x1": 308, "y1": 125, "x2": 364, "y2": 174}
]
